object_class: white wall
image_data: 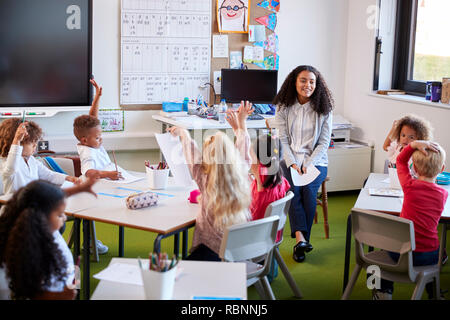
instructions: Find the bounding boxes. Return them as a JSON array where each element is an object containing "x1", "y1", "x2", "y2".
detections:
[
  {"x1": 343, "y1": 0, "x2": 450, "y2": 172},
  {"x1": 277, "y1": 0, "x2": 349, "y2": 114}
]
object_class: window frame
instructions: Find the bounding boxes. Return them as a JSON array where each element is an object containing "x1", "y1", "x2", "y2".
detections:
[{"x1": 392, "y1": 0, "x2": 426, "y2": 96}]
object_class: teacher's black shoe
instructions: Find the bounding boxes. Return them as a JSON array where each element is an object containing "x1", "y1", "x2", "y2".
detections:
[{"x1": 293, "y1": 241, "x2": 312, "y2": 263}]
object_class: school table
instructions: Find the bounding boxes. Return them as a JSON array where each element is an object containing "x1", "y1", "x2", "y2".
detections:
[
  {"x1": 342, "y1": 173, "x2": 450, "y2": 292},
  {"x1": 90, "y1": 258, "x2": 247, "y2": 300},
  {"x1": 64, "y1": 173, "x2": 199, "y2": 300}
]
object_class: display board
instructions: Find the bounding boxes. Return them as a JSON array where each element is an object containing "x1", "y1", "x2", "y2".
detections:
[{"x1": 120, "y1": 0, "x2": 212, "y2": 106}]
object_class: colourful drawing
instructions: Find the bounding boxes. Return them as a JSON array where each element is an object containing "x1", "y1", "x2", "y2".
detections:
[
  {"x1": 253, "y1": 54, "x2": 279, "y2": 70},
  {"x1": 255, "y1": 13, "x2": 277, "y2": 31},
  {"x1": 217, "y1": 0, "x2": 250, "y2": 33},
  {"x1": 254, "y1": 33, "x2": 279, "y2": 53},
  {"x1": 257, "y1": 0, "x2": 280, "y2": 12},
  {"x1": 99, "y1": 109, "x2": 125, "y2": 132}
]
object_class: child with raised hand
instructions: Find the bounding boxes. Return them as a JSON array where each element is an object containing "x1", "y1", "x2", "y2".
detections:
[
  {"x1": 0, "y1": 178, "x2": 97, "y2": 300},
  {"x1": 0, "y1": 118, "x2": 80, "y2": 195},
  {"x1": 226, "y1": 101, "x2": 290, "y2": 242},
  {"x1": 383, "y1": 114, "x2": 433, "y2": 169},
  {"x1": 167, "y1": 121, "x2": 251, "y2": 261},
  {"x1": 373, "y1": 140, "x2": 447, "y2": 300},
  {"x1": 73, "y1": 79, "x2": 123, "y2": 180}
]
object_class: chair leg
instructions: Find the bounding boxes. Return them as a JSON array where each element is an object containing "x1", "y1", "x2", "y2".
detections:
[
  {"x1": 314, "y1": 209, "x2": 318, "y2": 224},
  {"x1": 434, "y1": 274, "x2": 440, "y2": 300},
  {"x1": 341, "y1": 264, "x2": 362, "y2": 300},
  {"x1": 274, "y1": 248, "x2": 302, "y2": 298},
  {"x1": 411, "y1": 274, "x2": 426, "y2": 300},
  {"x1": 322, "y1": 181, "x2": 329, "y2": 239},
  {"x1": 260, "y1": 276, "x2": 276, "y2": 300},
  {"x1": 90, "y1": 221, "x2": 99, "y2": 262},
  {"x1": 253, "y1": 279, "x2": 267, "y2": 300}
]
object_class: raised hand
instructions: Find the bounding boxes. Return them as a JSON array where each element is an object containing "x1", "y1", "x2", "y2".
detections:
[{"x1": 12, "y1": 122, "x2": 29, "y2": 145}]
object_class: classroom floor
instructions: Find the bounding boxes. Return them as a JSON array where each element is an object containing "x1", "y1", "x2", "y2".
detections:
[{"x1": 63, "y1": 190, "x2": 450, "y2": 300}]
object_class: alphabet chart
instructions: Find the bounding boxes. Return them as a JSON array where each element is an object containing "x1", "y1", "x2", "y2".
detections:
[{"x1": 120, "y1": 0, "x2": 211, "y2": 105}]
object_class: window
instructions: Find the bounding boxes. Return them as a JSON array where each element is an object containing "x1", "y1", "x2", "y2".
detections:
[{"x1": 392, "y1": 0, "x2": 450, "y2": 96}]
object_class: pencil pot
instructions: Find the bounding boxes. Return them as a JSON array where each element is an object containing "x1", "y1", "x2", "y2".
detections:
[
  {"x1": 140, "y1": 261, "x2": 177, "y2": 300},
  {"x1": 388, "y1": 168, "x2": 401, "y2": 189},
  {"x1": 146, "y1": 166, "x2": 169, "y2": 190}
]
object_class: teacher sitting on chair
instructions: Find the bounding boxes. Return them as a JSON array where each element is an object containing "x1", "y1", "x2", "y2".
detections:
[{"x1": 273, "y1": 65, "x2": 333, "y2": 263}]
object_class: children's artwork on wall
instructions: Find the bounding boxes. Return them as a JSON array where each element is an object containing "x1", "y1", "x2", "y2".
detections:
[
  {"x1": 248, "y1": 25, "x2": 266, "y2": 42},
  {"x1": 253, "y1": 54, "x2": 279, "y2": 70},
  {"x1": 217, "y1": 0, "x2": 250, "y2": 33},
  {"x1": 230, "y1": 51, "x2": 243, "y2": 68},
  {"x1": 99, "y1": 109, "x2": 125, "y2": 132},
  {"x1": 254, "y1": 33, "x2": 279, "y2": 53},
  {"x1": 257, "y1": 0, "x2": 280, "y2": 12},
  {"x1": 255, "y1": 13, "x2": 276, "y2": 31}
]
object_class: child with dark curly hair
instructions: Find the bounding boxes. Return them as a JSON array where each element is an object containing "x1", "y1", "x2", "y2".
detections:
[
  {"x1": 0, "y1": 178, "x2": 97, "y2": 300},
  {"x1": 73, "y1": 79, "x2": 122, "y2": 181},
  {"x1": 273, "y1": 65, "x2": 333, "y2": 263},
  {"x1": 383, "y1": 114, "x2": 433, "y2": 169},
  {"x1": 0, "y1": 118, "x2": 80, "y2": 195}
]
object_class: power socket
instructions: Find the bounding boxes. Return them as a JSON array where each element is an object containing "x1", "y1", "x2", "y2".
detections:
[{"x1": 37, "y1": 140, "x2": 49, "y2": 151}]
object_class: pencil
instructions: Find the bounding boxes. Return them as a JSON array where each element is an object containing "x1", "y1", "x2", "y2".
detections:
[{"x1": 112, "y1": 150, "x2": 118, "y2": 173}]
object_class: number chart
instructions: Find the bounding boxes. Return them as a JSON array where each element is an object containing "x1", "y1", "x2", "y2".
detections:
[{"x1": 121, "y1": 0, "x2": 211, "y2": 105}]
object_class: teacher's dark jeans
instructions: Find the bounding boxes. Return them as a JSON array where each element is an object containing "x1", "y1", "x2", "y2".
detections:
[
  {"x1": 280, "y1": 160, "x2": 327, "y2": 242},
  {"x1": 380, "y1": 249, "x2": 439, "y2": 298}
]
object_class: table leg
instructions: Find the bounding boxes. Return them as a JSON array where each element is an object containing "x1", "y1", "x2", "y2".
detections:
[
  {"x1": 343, "y1": 213, "x2": 352, "y2": 293},
  {"x1": 182, "y1": 229, "x2": 188, "y2": 259},
  {"x1": 82, "y1": 219, "x2": 91, "y2": 300},
  {"x1": 73, "y1": 218, "x2": 81, "y2": 300},
  {"x1": 119, "y1": 226, "x2": 124, "y2": 257},
  {"x1": 174, "y1": 233, "x2": 180, "y2": 258},
  {"x1": 154, "y1": 235, "x2": 163, "y2": 254},
  {"x1": 439, "y1": 223, "x2": 447, "y2": 272}
]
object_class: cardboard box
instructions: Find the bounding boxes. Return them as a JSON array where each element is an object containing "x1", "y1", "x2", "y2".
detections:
[{"x1": 442, "y1": 78, "x2": 450, "y2": 104}]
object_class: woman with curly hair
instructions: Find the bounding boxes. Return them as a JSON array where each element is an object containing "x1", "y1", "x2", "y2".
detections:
[
  {"x1": 0, "y1": 179, "x2": 96, "y2": 300},
  {"x1": 273, "y1": 65, "x2": 333, "y2": 263}
]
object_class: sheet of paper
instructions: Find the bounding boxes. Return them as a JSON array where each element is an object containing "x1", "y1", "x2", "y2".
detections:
[
  {"x1": 253, "y1": 46, "x2": 264, "y2": 63},
  {"x1": 229, "y1": 51, "x2": 242, "y2": 69},
  {"x1": 101, "y1": 164, "x2": 145, "y2": 184},
  {"x1": 155, "y1": 133, "x2": 194, "y2": 187},
  {"x1": 248, "y1": 25, "x2": 266, "y2": 42},
  {"x1": 213, "y1": 34, "x2": 229, "y2": 58},
  {"x1": 290, "y1": 165, "x2": 320, "y2": 186},
  {"x1": 243, "y1": 46, "x2": 254, "y2": 63},
  {"x1": 93, "y1": 263, "x2": 143, "y2": 286}
]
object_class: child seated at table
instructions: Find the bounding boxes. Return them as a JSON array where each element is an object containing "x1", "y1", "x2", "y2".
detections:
[
  {"x1": 167, "y1": 124, "x2": 251, "y2": 261},
  {"x1": 73, "y1": 79, "x2": 119, "y2": 254},
  {"x1": 373, "y1": 140, "x2": 447, "y2": 300},
  {"x1": 73, "y1": 79, "x2": 122, "y2": 181},
  {"x1": 0, "y1": 118, "x2": 80, "y2": 195},
  {"x1": 0, "y1": 178, "x2": 96, "y2": 300}
]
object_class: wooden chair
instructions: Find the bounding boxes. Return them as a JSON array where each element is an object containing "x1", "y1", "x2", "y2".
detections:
[{"x1": 314, "y1": 176, "x2": 330, "y2": 239}]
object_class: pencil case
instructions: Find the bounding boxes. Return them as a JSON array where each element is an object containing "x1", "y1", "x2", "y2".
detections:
[{"x1": 126, "y1": 191, "x2": 159, "y2": 210}]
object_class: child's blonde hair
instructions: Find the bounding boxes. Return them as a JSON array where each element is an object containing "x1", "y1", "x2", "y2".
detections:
[
  {"x1": 412, "y1": 142, "x2": 446, "y2": 178},
  {"x1": 391, "y1": 114, "x2": 433, "y2": 142},
  {"x1": 201, "y1": 132, "x2": 251, "y2": 229}
]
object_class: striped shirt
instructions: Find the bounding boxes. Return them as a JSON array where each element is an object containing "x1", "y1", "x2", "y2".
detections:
[{"x1": 274, "y1": 101, "x2": 332, "y2": 169}]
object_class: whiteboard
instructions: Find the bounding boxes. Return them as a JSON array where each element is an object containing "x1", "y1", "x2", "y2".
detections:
[{"x1": 120, "y1": 0, "x2": 211, "y2": 105}]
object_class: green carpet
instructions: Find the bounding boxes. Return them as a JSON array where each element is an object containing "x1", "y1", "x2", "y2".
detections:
[{"x1": 63, "y1": 190, "x2": 450, "y2": 300}]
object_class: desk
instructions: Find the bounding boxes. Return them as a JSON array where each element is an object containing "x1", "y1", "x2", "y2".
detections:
[
  {"x1": 91, "y1": 258, "x2": 247, "y2": 300},
  {"x1": 64, "y1": 173, "x2": 199, "y2": 300},
  {"x1": 342, "y1": 173, "x2": 450, "y2": 292}
]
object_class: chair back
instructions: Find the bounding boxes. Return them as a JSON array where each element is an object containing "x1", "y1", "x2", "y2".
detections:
[
  {"x1": 219, "y1": 215, "x2": 279, "y2": 263},
  {"x1": 351, "y1": 208, "x2": 415, "y2": 274},
  {"x1": 264, "y1": 191, "x2": 294, "y2": 243}
]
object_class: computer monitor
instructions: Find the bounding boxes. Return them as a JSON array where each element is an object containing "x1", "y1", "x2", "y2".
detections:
[{"x1": 220, "y1": 69, "x2": 278, "y2": 104}]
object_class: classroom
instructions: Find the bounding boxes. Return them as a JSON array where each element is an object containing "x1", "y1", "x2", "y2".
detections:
[{"x1": 0, "y1": 0, "x2": 449, "y2": 307}]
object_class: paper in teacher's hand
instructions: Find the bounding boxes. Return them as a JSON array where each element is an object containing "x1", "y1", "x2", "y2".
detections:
[
  {"x1": 155, "y1": 133, "x2": 193, "y2": 187},
  {"x1": 290, "y1": 165, "x2": 320, "y2": 186}
]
